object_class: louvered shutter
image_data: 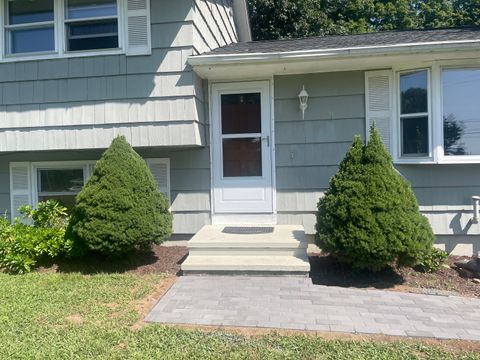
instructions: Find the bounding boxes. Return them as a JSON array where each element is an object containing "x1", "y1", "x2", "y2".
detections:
[
  {"x1": 86, "y1": 163, "x2": 96, "y2": 181},
  {"x1": 10, "y1": 163, "x2": 32, "y2": 221},
  {"x1": 147, "y1": 159, "x2": 170, "y2": 202},
  {"x1": 125, "y1": 0, "x2": 151, "y2": 56},
  {"x1": 365, "y1": 70, "x2": 394, "y2": 153}
]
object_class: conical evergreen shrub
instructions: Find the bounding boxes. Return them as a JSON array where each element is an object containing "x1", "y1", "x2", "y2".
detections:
[
  {"x1": 316, "y1": 125, "x2": 434, "y2": 271},
  {"x1": 68, "y1": 136, "x2": 172, "y2": 255}
]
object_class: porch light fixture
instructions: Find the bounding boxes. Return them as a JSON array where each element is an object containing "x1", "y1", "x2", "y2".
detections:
[{"x1": 298, "y1": 85, "x2": 309, "y2": 120}]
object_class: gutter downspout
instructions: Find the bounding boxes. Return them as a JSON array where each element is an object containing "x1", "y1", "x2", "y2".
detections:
[{"x1": 232, "y1": 0, "x2": 252, "y2": 42}]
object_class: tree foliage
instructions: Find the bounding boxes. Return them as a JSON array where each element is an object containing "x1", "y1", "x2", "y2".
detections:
[
  {"x1": 67, "y1": 136, "x2": 172, "y2": 255},
  {"x1": 248, "y1": 0, "x2": 480, "y2": 40},
  {"x1": 316, "y1": 125, "x2": 435, "y2": 272}
]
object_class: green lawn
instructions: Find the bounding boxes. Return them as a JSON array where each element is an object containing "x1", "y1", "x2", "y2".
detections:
[{"x1": 0, "y1": 272, "x2": 478, "y2": 360}]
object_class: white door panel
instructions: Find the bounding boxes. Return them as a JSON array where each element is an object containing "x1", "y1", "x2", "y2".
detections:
[{"x1": 212, "y1": 81, "x2": 274, "y2": 214}]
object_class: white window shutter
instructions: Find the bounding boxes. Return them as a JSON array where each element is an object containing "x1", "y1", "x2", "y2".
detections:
[
  {"x1": 146, "y1": 159, "x2": 170, "y2": 202},
  {"x1": 86, "y1": 163, "x2": 96, "y2": 180},
  {"x1": 365, "y1": 70, "x2": 394, "y2": 153},
  {"x1": 9, "y1": 163, "x2": 32, "y2": 221},
  {"x1": 124, "y1": 0, "x2": 152, "y2": 56}
]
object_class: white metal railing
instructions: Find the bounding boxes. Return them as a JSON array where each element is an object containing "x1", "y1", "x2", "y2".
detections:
[{"x1": 473, "y1": 196, "x2": 480, "y2": 224}]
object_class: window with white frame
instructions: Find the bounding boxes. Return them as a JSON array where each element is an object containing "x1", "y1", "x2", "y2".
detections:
[
  {"x1": 398, "y1": 69, "x2": 430, "y2": 158},
  {"x1": 65, "y1": 0, "x2": 119, "y2": 52},
  {"x1": 442, "y1": 68, "x2": 480, "y2": 157},
  {"x1": 390, "y1": 64, "x2": 480, "y2": 163},
  {"x1": 0, "y1": 0, "x2": 145, "y2": 59},
  {"x1": 36, "y1": 167, "x2": 85, "y2": 210},
  {"x1": 5, "y1": 0, "x2": 56, "y2": 54},
  {"x1": 9, "y1": 158, "x2": 169, "y2": 220}
]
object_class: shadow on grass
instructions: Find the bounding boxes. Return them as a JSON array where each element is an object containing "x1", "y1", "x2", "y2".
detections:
[
  {"x1": 38, "y1": 246, "x2": 189, "y2": 275},
  {"x1": 308, "y1": 254, "x2": 405, "y2": 290}
]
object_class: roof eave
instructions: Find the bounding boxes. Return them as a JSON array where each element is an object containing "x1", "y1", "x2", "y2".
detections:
[{"x1": 188, "y1": 40, "x2": 480, "y2": 67}]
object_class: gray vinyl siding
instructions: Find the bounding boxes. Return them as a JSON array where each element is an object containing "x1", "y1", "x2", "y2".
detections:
[
  {"x1": 192, "y1": 0, "x2": 237, "y2": 54},
  {"x1": 0, "y1": 0, "x2": 236, "y2": 233},
  {"x1": 274, "y1": 71, "x2": 480, "y2": 237},
  {"x1": 0, "y1": 146, "x2": 211, "y2": 234},
  {"x1": 0, "y1": 0, "x2": 217, "y2": 152},
  {"x1": 274, "y1": 72, "x2": 366, "y2": 233}
]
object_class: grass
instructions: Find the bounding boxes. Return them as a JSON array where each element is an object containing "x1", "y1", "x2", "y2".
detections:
[{"x1": 0, "y1": 272, "x2": 479, "y2": 360}]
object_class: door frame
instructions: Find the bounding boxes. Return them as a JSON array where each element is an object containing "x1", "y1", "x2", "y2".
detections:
[{"x1": 209, "y1": 79, "x2": 277, "y2": 223}]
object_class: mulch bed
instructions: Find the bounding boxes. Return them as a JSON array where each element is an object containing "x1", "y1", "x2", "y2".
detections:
[
  {"x1": 38, "y1": 246, "x2": 479, "y2": 298},
  {"x1": 309, "y1": 253, "x2": 480, "y2": 298},
  {"x1": 38, "y1": 245, "x2": 188, "y2": 275}
]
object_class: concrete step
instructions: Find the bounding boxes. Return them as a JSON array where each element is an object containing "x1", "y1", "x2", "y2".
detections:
[
  {"x1": 181, "y1": 255, "x2": 311, "y2": 276},
  {"x1": 189, "y1": 249, "x2": 306, "y2": 256},
  {"x1": 181, "y1": 225, "x2": 311, "y2": 276},
  {"x1": 188, "y1": 225, "x2": 307, "y2": 250}
]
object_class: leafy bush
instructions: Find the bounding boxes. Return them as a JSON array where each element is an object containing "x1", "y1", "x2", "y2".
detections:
[
  {"x1": 67, "y1": 136, "x2": 172, "y2": 255},
  {"x1": 0, "y1": 200, "x2": 71, "y2": 274},
  {"x1": 418, "y1": 248, "x2": 448, "y2": 273},
  {"x1": 316, "y1": 124, "x2": 435, "y2": 272}
]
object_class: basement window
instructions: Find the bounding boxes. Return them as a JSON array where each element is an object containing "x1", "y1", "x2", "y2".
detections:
[{"x1": 37, "y1": 167, "x2": 84, "y2": 210}]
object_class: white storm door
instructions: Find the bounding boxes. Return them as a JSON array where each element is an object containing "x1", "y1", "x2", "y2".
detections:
[{"x1": 212, "y1": 81, "x2": 273, "y2": 214}]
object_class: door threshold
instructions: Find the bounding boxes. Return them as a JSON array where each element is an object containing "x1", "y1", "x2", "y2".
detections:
[{"x1": 212, "y1": 213, "x2": 277, "y2": 225}]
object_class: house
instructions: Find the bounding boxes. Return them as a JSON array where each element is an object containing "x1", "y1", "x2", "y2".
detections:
[{"x1": 1, "y1": 1, "x2": 479, "y2": 273}]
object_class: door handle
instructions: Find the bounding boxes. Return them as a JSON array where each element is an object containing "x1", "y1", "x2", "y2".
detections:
[{"x1": 262, "y1": 136, "x2": 270, "y2": 147}]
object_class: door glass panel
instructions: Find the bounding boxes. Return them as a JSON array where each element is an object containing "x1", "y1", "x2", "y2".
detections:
[
  {"x1": 223, "y1": 138, "x2": 262, "y2": 177},
  {"x1": 221, "y1": 93, "x2": 261, "y2": 134}
]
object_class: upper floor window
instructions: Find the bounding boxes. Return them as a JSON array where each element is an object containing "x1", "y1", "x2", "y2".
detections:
[
  {"x1": 0, "y1": 0, "x2": 151, "y2": 61},
  {"x1": 65, "y1": 0, "x2": 119, "y2": 51},
  {"x1": 6, "y1": 0, "x2": 55, "y2": 54},
  {"x1": 3, "y1": 0, "x2": 124, "y2": 58}
]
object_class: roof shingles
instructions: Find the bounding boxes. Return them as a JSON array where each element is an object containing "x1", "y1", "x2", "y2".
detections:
[{"x1": 202, "y1": 27, "x2": 480, "y2": 56}]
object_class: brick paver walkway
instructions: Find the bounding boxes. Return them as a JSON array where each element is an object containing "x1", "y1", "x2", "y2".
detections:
[{"x1": 145, "y1": 276, "x2": 480, "y2": 340}]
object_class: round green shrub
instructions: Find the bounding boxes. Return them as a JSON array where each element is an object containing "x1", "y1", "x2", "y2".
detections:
[
  {"x1": 316, "y1": 125, "x2": 435, "y2": 272},
  {"x1": 67, "y1": 136, "x2": 172, "y2": 255},
  {"x1": 0, "y1": 200, "x2": 71, "y2": 274}
]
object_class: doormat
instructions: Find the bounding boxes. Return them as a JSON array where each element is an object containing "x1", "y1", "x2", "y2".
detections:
[{"x1": 222, "y1": 226, "x2": 274, "y2": 235}]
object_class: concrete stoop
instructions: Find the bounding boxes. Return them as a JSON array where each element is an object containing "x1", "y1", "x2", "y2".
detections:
[{"x1": 181, "y1": 225, "x2": 311, "y2": 276}]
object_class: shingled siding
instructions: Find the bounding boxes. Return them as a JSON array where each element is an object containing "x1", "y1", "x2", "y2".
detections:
[
  {"x1": 192, "y1": 0, "x2": 238, "y2": 54},
  {"x1": 274, "y1": 72, "x2": 366, "y2": 233},
  {"x1": 0, "y1": 0, "x2": 204, "y2": 152},
  {"x1": 0, "y1": 0, "x2": 228, "y2": 234},
  {"x1": 0, "y1": 146, "x2": 211, "y2": 234},
  {"x1": 273, "y1": 71, "x2": 480, "y2": 245}
]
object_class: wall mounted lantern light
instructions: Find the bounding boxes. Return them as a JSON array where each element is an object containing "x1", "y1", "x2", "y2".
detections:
[{"x1": 298, "y1": 85, "x2": 309, "y2": 120}]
